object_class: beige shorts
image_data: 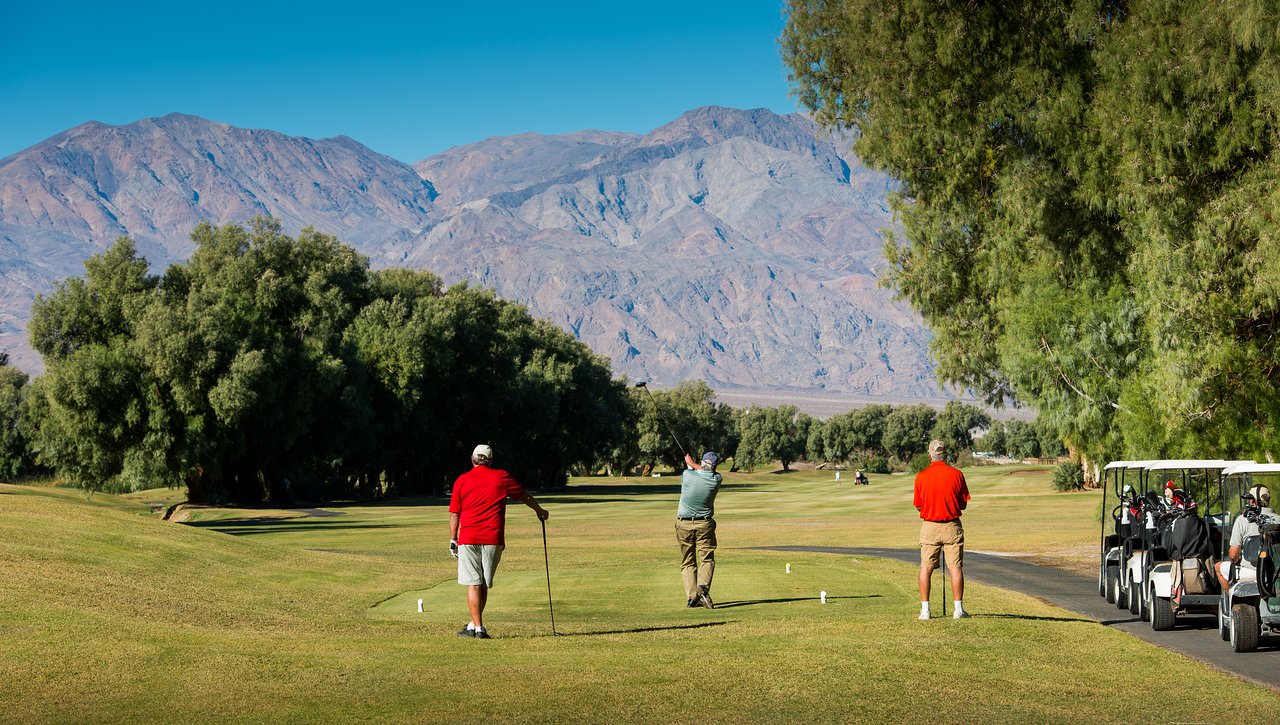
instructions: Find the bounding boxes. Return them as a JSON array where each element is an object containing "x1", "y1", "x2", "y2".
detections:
[
  {"x1": 458, "y1": 544, "x2": 504, "y2": 587},
  {"x1": 920, "y1": 520, "x2": 964, "y2": 570}
]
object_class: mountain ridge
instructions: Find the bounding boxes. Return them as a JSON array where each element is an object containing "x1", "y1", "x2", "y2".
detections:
[{"x1": 0, "y1": 107, "x2": 940, "y2": 398}]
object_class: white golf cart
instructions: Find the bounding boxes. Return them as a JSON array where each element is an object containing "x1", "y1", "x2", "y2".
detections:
[
  {"x1": 1100, "y1": 460, "x2": 1149, "y2": 608},
  {"x1": 1113, "y1": 460, "x2": 1162, "y2": 616},
  {"x1": 1143, "y1": 460, "x2": 1247, "y2": 631},
  {"x1": 1217, "y1": 463, "x2": 1280, "y2": 653}
]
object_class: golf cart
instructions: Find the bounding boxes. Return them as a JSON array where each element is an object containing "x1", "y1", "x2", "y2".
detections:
[
  {"x1": 1143, "y1": 460, "x2": 1246, "y2": 631},
  {"x1": 1110, "y1": 461, "x2": 1161, "y2": 615},
  {"x1": 1217, "y1": 463, "x2": 1280, "y2": 653},
  {"x1": 1100, "y1": 461, "x2": 1148, "y2": 607}
]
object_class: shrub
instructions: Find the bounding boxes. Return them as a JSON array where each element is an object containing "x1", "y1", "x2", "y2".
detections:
[
  {"x1": 1052, "y1": 460, "x2": 1085, "y2": 492},
  {"x1": 861, "y1": 456, "x2": 891, "y2": 474},
  {"x1": 908, "y1": 452, "x2": 932, "y2": 474}
]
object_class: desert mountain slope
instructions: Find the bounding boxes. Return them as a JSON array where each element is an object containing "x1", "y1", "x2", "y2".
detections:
[{"x1": 0, "y1": 107, "x2": 938, "y2": 397}]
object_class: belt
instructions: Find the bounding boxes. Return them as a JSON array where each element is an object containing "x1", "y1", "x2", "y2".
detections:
[
  {"x1": 677, "y1": 515, "x2": 713, "y2": 521},
  {"x1": 926, "y1": 518, "x2": 960, "y2": 524}
]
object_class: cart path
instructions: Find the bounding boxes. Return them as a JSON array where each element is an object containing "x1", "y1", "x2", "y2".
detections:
[{"x1": 753, "y1": 545, "x2": 1280, "y2": 691}]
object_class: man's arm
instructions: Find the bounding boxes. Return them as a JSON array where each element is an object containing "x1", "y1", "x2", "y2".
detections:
[
  {"x1": 1229, "y1": 544, "x2": 1243, "y2": 564},
  {"x1": 684, "y1": 453, "x2": 697, "y2": 470},
  {"x1": 517, "y1": 491, "x2": 550, "y2": 521}
]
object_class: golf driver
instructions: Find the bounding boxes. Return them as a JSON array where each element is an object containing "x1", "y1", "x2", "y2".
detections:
[
  {"x1": 541, "y1": 518, "x2": 559, "y2": 636},
  {"x1": 634, "y1": 381, "x2": 689, "y2": 458}
]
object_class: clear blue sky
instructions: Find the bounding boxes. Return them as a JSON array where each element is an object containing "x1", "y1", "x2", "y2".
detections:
[{"x1": 0, "y1": 1, "x2": 798, "y2": 162}]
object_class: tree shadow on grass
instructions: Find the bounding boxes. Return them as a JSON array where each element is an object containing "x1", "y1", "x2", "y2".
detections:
[
  {"x1": 979, "y1": 613, "x2": 1094, "y2": 624},
  {"x1": 185, "y1": 518, "x2": 402, "y2": 536},
  {"x1": 714, "y1": 594, "x2": 883, "y2": 609},
  {"x1": 551, "y1": 621, "x2": 731, "y2": 637}
]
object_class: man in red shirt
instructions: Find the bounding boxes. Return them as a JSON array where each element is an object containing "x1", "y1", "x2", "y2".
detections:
[
  {"x1": 448, "y1": 444, "x2": 549, "y2": 639},
  {"x1": 913, "y1": 439, "x2": 971, "y2": 620}
]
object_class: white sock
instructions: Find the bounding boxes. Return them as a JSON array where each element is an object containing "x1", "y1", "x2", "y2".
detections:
[
  {"x1": 953, "y1": 600, "x2": 966, "y2": 615},
  {"x1": 466, "y1": 622, "x2": 476, "y2": 631},
  {"x1": 920, "y1": 602, "x2": 930, "y2": 616}
]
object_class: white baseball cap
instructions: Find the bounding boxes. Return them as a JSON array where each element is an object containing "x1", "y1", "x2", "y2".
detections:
[{"x1": 472, "y1": 444, "x2": 493, "y2": 459}]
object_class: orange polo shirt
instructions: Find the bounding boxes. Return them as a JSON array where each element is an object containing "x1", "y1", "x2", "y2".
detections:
[{"x1": 913, "y1": 460, "x2": 970, "y2": 522}]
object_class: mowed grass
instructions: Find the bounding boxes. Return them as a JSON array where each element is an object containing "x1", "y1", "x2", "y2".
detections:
[{"x1": 1, "y1": 465, "x2": 1275, "y2": 723}]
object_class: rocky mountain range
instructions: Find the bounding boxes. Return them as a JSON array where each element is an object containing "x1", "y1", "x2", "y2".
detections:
[{"x1": 0, "y1": 106, "x2": 942, "y2": 399}]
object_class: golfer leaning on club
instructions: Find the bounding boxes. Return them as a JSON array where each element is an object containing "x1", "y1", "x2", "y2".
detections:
[
  {"x1": 914, "y1": 439, "x2": 971, "y2": 620},
  {"x1": 449, "y1": 444, "x2": 549, "y2": 639},
  {"x1": 677, "y1": 451, "x2": 723, "y2": 609}
]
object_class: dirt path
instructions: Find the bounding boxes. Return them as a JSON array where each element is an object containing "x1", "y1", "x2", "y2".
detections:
[{"x1": 753, "y1": 545, "x2": 1280, "y2": 692}]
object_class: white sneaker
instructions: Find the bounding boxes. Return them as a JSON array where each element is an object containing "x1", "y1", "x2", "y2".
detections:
[
  {"x1": 918, "y1": 612, "x2": 930, "y2": 621},
  {"x1": 953, "y1": 610, "x2": 971, "y2": 619}
]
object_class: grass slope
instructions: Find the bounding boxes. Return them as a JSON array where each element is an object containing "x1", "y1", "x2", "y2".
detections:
[{"x1": 1, "y1": 467, "x2": 1275, "y2": 723}]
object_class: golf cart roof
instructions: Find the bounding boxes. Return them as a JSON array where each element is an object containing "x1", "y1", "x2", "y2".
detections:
[
  {"x1": 1104, "y1": 460, "x2": 1132, "y2": 470},
  {"x1": 1222, "y1": 463, "x2": 1280, "y2": 476},
  {"x1": 1142, "y1": 459, "x2": 1246, "y2": 471}
]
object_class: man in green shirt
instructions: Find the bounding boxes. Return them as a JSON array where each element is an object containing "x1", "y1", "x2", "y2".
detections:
[{"x1": 676, "y1": 451, "x2": 723, "y2": 608}]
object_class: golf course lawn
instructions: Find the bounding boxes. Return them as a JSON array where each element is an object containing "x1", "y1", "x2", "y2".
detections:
[{"x1": 3, "y1": 464, "x2": 1277, "y2": 722}]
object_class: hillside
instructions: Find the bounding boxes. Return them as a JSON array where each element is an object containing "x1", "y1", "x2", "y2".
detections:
[{"x1": 0, "y1": 108, "x2": 938, "y2": 396}]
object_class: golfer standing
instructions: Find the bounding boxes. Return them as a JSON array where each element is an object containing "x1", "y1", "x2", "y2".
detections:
[
  {"x1": 449, "y1": 444, "x2": 549, "y2": 639},
  {"x1": 914, "y1": 439, "x2": 970, "y2": 620},
  {"x1": 677, "y1": 451, "x2": 723, "y2": 609}
]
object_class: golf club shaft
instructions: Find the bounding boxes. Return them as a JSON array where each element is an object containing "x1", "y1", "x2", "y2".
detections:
[
  {"x1": 541, "y1": 519, "x2": 557, "y2": 635},
  {"x1": 639, "y1": 385, "x2": 689, "y2": 458},
  {"x1": 942, "y1": 559, "x2": 947, "y2": 616}
]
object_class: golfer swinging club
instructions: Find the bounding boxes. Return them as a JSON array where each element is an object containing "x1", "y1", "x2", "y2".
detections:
[
  {"x1": 914, "y1": 439, "x2": 970, "y2": 620},
  {"x1": 677, "y1": 451, "x2": 723, "y2": 608},
  {"x1": 449, "y1": 444, "x2": 549, "y2": 639}
]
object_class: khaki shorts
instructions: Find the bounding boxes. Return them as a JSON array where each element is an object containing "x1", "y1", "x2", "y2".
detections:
[
  {"x1": 920, "y1": 520, "x2": 964, "y2": 570},
  {"x1": 458, "y1": 544, "x2": 504, "y2": 587}
]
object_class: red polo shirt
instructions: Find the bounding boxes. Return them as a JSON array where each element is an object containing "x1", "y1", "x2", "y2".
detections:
[
  {"x1": 449, "y1": 465, "x2": 527, "y2": 546},
  {"x1": 913, "y1": 460, "x2": 970, "y2": 522}
]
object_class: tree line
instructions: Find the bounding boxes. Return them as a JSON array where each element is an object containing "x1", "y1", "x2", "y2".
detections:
[
  {"x1": 782, "y1": 0, "x2": 1280, "y2": 479},
  {"x1": 0, "y1": 219, "x2": 1056, "y2": 502}
]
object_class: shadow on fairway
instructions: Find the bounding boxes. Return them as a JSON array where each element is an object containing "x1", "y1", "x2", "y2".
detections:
[
  {"x1": 977, "y1": 613, "x2": 1094, "y2": 624},
  {"x1": 186, "y1": 518, "x2": 403, "y2": 536},
  {"x1": 553, "y1": 621, "x2": 731, "y2": 637},
  {"x1": 714, "y1": 594, "x2": 883, "y2": 609}
]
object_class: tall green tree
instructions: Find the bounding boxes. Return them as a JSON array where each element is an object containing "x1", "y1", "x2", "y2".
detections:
[
  {"x1": 882, "y1": 404, "x2": 937, "y2": 461},
  {"x1": 931, "y1": 401, "x2": 991, "y2": 459},
  {"x1": 736, "y1": 405, "x2": 811, "y2": 472},
  {"x1": 782, "y1": 1, "x2": 1280, "y2": 464}
]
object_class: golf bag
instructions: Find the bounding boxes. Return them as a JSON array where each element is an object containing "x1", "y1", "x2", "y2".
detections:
[{"x1": 1168, "y1": 513, "x2": 1214, "y2": 597}]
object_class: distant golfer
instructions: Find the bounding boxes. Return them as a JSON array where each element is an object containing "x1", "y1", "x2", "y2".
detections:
[
  {"x1": 677, "y1": 451, "x2": 723, "y2": 608},
  {"x1": 449, "y1": 444, "x2": 549, "y2": 639},
  {"x1": 914, "y1": 439, "x2": 971, "y2": 620}
]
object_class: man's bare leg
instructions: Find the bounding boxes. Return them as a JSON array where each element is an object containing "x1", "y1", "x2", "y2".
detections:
[{"x1": 468, "y1": 585, "x2": 488, "y2": 629}]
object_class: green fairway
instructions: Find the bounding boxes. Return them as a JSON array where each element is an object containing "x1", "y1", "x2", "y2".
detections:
[{"x1": 2, "y1": 465, "x2": 1276, "y2": 722}]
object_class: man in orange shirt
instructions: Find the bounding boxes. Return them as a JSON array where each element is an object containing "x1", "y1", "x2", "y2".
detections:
[{"x1": 913, "y1": 439, "x2": 971, "y2": 620}]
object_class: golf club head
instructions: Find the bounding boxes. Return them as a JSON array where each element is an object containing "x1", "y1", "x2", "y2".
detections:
[{"x1": 634, "y1": 381, "x2": 648, "y2": 388}]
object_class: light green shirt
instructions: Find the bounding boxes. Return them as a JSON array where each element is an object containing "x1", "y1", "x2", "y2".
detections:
[{"x1": 678, "y1": 468, "x2": 723, "y2": 518}]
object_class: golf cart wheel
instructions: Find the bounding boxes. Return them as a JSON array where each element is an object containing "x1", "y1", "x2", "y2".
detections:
[
  {"x1": 1219, "y1": 601, "x2": 1231, "y2": 642},
  {"x1": 1231, "y1": 602, "x2": 1260, "y2": 653},
  {"x1": 1105, "y1": 566, "x2": 1118, "y2": 605},
  {"x1": 1098, "y1": 563, "x2": 1106, "y2": 597},
  {"x1": 1151, "y1": 595, "x2": 1175, "y2": 631},
  {"x1": 1139, "y1": 583, "x2": 1151, "y2": 622},
  {"x1": 1128, "y1": 577, "x2": 1140, "y2": 615}
]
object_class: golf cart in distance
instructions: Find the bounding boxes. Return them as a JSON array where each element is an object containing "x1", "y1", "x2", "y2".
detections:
[
  {"x1": 1143, "y1": 460, "x2": 1247, "y2": 631},
  {"x1": 1100, "y1": 461, "x2": 1149, "y2": 608},
  {"x1": 1218, "y1": 463, "x2": 1280, "y2": 652}
]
